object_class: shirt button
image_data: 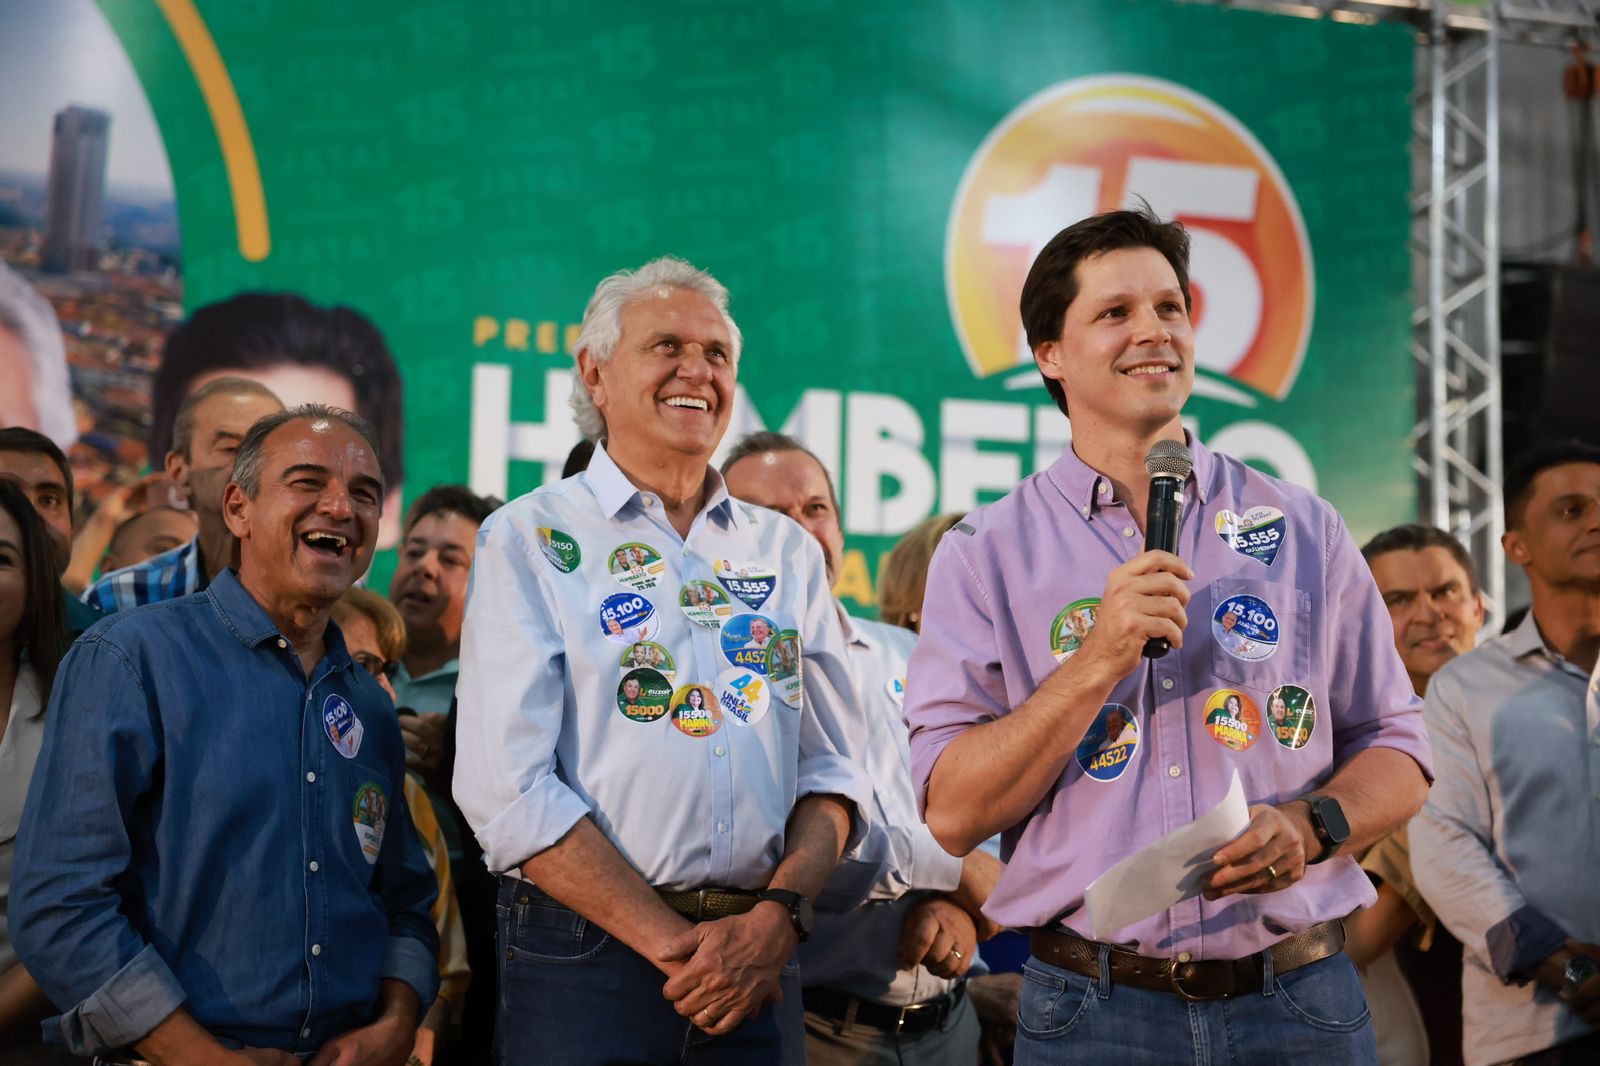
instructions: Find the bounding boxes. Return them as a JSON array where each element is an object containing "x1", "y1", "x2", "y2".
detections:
[
  {"x1": 308, "y1": 861, "x2": 319, "y2": 873},
  {"x1": 277, "y1": 638, "x2": 288, "y2": 649},
  {"x1": 1080, "y1": 506, "x2": 1091, "y2": 518},
  {"x1": 1167, "y1": 764, "x2": 1182, "y2": 778},
  {"x1": 717, "y1": 821, "x2": 728, "y2": 833},
  {"x1": 1123, "y1": 527, "x2": 1136, "y2": 539},
  {"x1": 1160, "y1": 678, "x2": 1174, "y2": 691},
  {"x1": 641, "y1": 494, "x2": 655, "y2": 507},
  {"x1": 1177, "y1": 951, "x2": 1192, "y2": 963},
  {"x1": 302, "y1": 1028, "x2": 311, "y2": 1038},
  {"x1": 714, "y1": 746, "x2": 725, "y2": 757},
  {"x1": 311, "y1": 943, "x2": 322, "y2": 956},
  {"x1": 306, "y1": 771, "x2": 316, "y2": 783},
  {"x1": 1098, "y1": 481, "x2": 1110, "y2": 496}
]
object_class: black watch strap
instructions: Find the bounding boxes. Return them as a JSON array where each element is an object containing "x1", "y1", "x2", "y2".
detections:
[{"x1": 756, "y1": 889, "x2": 812, "y2": 941}]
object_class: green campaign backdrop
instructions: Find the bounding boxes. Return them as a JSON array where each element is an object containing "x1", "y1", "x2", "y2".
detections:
[{"x1": 92, "y1": 0, "x2": 1415, "y2": 608}]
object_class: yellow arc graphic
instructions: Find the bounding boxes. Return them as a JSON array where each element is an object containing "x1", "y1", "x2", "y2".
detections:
[{"x1": 153, "y1": 0, "x2": 270, "y2": 261}]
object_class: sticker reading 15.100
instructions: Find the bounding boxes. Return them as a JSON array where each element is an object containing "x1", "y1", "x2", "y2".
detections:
[{"x1": 1212, "y1": 593, "x2": 1279, "y2": 663}]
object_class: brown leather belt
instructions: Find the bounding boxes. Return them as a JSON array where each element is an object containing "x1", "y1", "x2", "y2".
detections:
[
  {"x1": 658, "y1": 887, "x2": 761, "y2": 921},
  {"x1": 1029, "y1": 919, "x2": 1345, "y2": 1001}
]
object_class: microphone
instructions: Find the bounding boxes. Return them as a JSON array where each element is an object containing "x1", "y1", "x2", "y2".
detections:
[{"x1": 1142, "y1": 439, "x2": 1193, "y2": 659}]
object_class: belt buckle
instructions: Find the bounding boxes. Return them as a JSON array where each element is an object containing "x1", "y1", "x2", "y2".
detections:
[
  {"x1": 696, "y1": 888, "x2": 711, "y2": 921},
  {"x1": 1167, "y1": 961, "x2": 1209, "y2": 1001}
]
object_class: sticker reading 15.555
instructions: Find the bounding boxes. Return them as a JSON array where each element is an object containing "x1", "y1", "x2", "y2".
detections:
[{"x1": 1215, "y1": 507, "x2": 1286, "y2": 566}]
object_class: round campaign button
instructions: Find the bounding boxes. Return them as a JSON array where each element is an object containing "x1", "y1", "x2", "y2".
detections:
[
  {"x1": 352, "y1": 782, "x2": 388, "y2": 865},
  {"x1": 1267, "y1": 684, "x2": 1317, "y2": 750},
  {"x1": 1215, "y1": 506, "x2": 1287, "y2": 567},
  {"x1": 766, "y1": 630, "x2": 803, "y2": 708},
  {"x1": 885, "y1": 676, "x2": 907, "y2": 707},
  {"x1": 1203, "y1": 689, "x2": 1262, "y2": 752},
  {"x1": 1050, "y1": 598, "x2": 1100, "y2": 663},
  {"x1": 616, "y1": 668, "x2": 672, "y2": 723},
  {"x1": 619, "y1": 641, "x2": 675, "y2": 683},
  {"x1": 715, "y1": 559, "x2": 777, "y2": 610},
  {"x1": 670, "y1": 684, "x2": 722, "y2": 738},
  {"x1": 1075, "y1": 703, "x2": 1139, "y2": 782},
  {"x1": 322, "y1": 694, "x2": 364, "y2": 760},
  {"x1": 609, "y1": 542, "x2": 667, "y2": 591},
  {"x1": 599, "y1": 592, "x2": 658, "y2": 644},
  {"x1": 680, "y1": 581, "x2": 734, "y2": 629},
  {"x1": 536, "y1": 527, "x2": 582, "y2": 573},
  {"x1": 1212, "y1": 592, "x2": 1279, "y2": 663},
  {"x1": 714, "y1": 667, "x2": 771, "y2": 727},
  {"x1": 720, "y1": 614, "x2": 778, "y2": 673}
]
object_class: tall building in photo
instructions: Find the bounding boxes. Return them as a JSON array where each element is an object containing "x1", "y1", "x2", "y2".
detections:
[{"x1": 41, "y1": 105, "x2": 111, "y2": 273}]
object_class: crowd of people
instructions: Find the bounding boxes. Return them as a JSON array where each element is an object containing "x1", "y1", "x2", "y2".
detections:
[{"x1": 0, "y1": 207, "x2": 1596, "y2": 1066}]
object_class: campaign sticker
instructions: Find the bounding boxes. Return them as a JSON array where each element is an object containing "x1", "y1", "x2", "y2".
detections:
[
  {"x1": 1212, "y1": 593, "x2": 1279, "y2": 663},
  {"x1": 714, "y1": 667, "x2": 771, "y2": 727},
  {"x1": 1215, "y1": 507, "x2": 1287, "y2": 567},
  {"x1": 886, "y1": 676, "x2": 907, "y2": 707},
  {"x1": 1203, "y1": 689, "x2": 1262, "y2": 752},
  {"x1": 608, "y1": 542, "x2": 667, "y2": 591},
  {"x1": 1050, "y1": 598, "x2": 1100, "y2": 663},
  {"x1": 1267, "y1": 685, "x2": 1317, "y2": 750},
  {"x1": 599, "y1": 592, "x2": 658, "y2": 644},
  {"x1": 670, "y1": 684, "x2": 722, "y2": 738},
  {"x1": 616, "y1": 667, "x2": 672, "y2": 723},
  {"x1": 619, "y1": 641, "x2": 675, "y2": 683},
  {"x1": 680, "y1": 581, "x2": 734, "y2": 628},
  {"x1": 720, "y1": 614, "x2": 778, "y2": 672},
  {"x1": 352, "y1": 782, "x2": 387, "y2": 865},
  {"x1": 322, "y1": 694, "x2": 364, "y2": 760},
  {"x1": 1075, "y1": 704, "x2": 1139, "y2": 782},
  {"x1": 766, "y1": 630, "x2": 804, "y2": 708},
  {"x1": 715, "y1": 559, "x2": 777, "y2": 610},
  {"x1": 536, "y1": 527, "x2": 582, "y2": 573}
]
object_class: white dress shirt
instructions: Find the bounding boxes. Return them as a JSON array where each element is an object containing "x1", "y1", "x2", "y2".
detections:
[
  {"x1": 1, "y1": 663, "x2": 45, "y2": 972},
  {"x1": 454, "y1": 443, "x2": 874, "y2": 893}
]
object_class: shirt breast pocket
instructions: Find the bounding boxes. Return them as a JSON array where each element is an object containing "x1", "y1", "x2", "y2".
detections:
[{"x1": 1206, "y1": 577, "x2": 1311, "y2": 693}]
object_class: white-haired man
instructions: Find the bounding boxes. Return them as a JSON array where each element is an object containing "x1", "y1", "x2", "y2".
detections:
[
  {"x1": 455, "y1": 257, "x2": 874, "y2": 1064},
  {"x1": 0, "y1": 263, "x2": 76, "y2": 448}
]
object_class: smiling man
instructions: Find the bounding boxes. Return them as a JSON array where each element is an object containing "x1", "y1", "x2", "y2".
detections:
[
  {"x1": 454, "y1": 257, "x2": 873, "y2": 1065},
  {"x1": 12, "y1": 404, "x2": 439, "y2": 1065},
  {"x1": 902, "y1": 207, "x2": 1432, "y2": 1065}
]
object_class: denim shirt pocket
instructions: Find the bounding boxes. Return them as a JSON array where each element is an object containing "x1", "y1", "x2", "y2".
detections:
[{"x1": 1207, "y1": 578, "x2": 1312, "y2": 694}]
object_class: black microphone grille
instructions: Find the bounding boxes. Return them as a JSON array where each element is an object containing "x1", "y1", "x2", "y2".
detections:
[{"x1": 1144, "y1": 439, "x2": 1193, "y2": 479}]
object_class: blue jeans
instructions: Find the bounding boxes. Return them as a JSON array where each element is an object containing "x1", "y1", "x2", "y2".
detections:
[
  {"x1": 494, "y1": 877, "x2": 805, "y2": 1065},
  {"x1": 1014, "y1": 949, "x2": 1377, "y2": 1065}
]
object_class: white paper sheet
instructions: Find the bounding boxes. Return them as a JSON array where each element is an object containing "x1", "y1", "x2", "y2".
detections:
[{"x1": 1084, "y1": 768, "x2": 1250, "y2": 940}]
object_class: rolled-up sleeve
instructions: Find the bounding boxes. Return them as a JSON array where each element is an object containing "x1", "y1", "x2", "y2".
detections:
[
  {"x1": 903, "y1": 533, "x2": 1009, "y2": 815},
  {"x1": 12, "y1": 639, "x2": 182, "y2": 1056},
  {"x1": 1411, "y1": 669, "x2": 1557, "y2": 980},
  {"x1": 1321, "y1": 513, "x2": 1434, "y2": 779},
  {"x1": 454, "y1": 516, "x2": 593, "y2": 874},
  {"x1": 794, "y1": 535, "x2": 873, "y2": 852}
]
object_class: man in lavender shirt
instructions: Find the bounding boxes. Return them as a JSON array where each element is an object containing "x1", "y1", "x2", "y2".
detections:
[{"x1": 903, "y1": 207, "x2": 1433, "y2": 1064}]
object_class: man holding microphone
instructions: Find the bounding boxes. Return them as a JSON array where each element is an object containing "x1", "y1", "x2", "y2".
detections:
[{"x1": 904, "y1": 207, "x2": 1433, "y2": 1063}]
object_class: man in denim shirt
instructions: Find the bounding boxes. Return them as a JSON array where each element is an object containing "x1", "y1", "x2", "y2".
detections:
[{"x1": 12, "y1": 404, "x2": 439, "y2": 1064}]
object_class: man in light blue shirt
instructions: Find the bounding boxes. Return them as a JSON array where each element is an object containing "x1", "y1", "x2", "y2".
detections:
[
  {"x1": 724, "y1": 431, "x2": 1002, "y2": 1066},
  {"x1": 453, "y1": 257, "x2": 874, "y2": 1065}
]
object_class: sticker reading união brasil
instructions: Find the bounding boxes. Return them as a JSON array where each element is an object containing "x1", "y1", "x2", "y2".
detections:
[
  {"x1": 1212, "y1": 593, "x2": 1280, "y2": 663},
  {"x1": 352, "y1": 782, "x2": 387, "y2": 865},
  {"x1": 670, "y1": 684, "x2": 722, "y2": 738},
  {"x1": 599, "y1": 592, "x2": 658, "y2": 644},
  {"x1": 609, "y1": 542, "x2": 667, "y2": 591},
  {"x1": 1267, "y1": 684, "x2": 1317, "y2": 749},
  {"x1": 322, "y1": 694, "x2": 363, "y2": 760},
  {"x1": 1051, "y1": 598, "x2": 1100, "y2": 663},
  {"x1": 1215, "y1": 506, "x2": 1287, "y2": 566},
  {"x1": 536, "y1": 527, "x2": 581, "y2": 573},
  {"x1": 680, "y1": 581, "x2": 734, "y2": 628},
  {"x1": 619, "y1": 641, "x2": 675, "y2": 682},
  {"x1": 714, "y1": 667, "x2": 771, "y2": 727},
  {"x1": 766, "y1": 630, "x2": 803, "y2": 708},
  {"x1": 715, "y1": 559, "x2": 777, "y2": 610},
  {"x1": 616, "y1": 667, "x2": 672, "y2": 723},
  {"x1": 1075, "y1": 703, "x2": 1139, "y2": 782},
  {"x1": 1203, "y1": 689, "x2": 1261, "y2": 752},
  {"x1": 885, "y1": 676, "x2": 906, "y2": 707},
  {"x1": 720, "y1": 614, "x2": 778, "y2": 673}
]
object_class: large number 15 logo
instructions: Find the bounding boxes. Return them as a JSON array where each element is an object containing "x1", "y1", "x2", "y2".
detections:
[{"x1": 945, "y1": 75, "x2": 1314, "y2": 403}]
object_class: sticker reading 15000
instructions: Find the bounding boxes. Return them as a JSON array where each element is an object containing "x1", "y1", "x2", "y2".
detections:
[
  {"x1": 1075, "y1": 703, "x2": 1139, "y2": 781},
  {"x1": 1212, "y1": 593, "x2": 1279, "y2": 663}
]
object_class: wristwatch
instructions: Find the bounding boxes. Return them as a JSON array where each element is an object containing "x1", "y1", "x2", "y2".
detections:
[
  {"x1": 1304, "y1": 795, "x2": 1350, "y2": 865},
  {"x1": 1563, "y1": 954, "x2": 1599, "y2": 997},
  {"x1": 756, "y1": 889, "x2": 814, "y2": 942}
]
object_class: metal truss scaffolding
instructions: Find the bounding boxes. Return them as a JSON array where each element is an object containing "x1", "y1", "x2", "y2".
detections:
[{"x1": 1191, "y1": 0, "x2": 1600, "y2": 628}]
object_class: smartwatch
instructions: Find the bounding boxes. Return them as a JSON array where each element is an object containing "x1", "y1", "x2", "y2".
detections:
[
  {"x1": 756, "y1": 889, "x2": 815, "y2": 942},
  {"x1": 1305, "y1": 795, "x2": 1350, "y2": 864}
]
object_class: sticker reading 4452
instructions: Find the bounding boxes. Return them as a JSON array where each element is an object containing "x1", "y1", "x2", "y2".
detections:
[
  {"x1": 536, "y1": 528, "x2": 581, "y2": 573},
  {"x1": 1215, "y1": 507, "x2": 1286, "y2": 567},
  {"x1": 1075, "y1": 704, "x2": 1139, "y2": 782}
]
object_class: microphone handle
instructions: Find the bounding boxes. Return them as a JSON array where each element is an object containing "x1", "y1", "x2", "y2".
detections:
[{"x1": 1142, "y1": 473, "x2": 1184, "y2": 659}]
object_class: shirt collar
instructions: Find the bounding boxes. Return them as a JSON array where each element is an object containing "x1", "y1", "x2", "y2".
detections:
[
  {"x1": 1503, "y1": 607, "x2": 1584, "y2": 677},
  {"x1": 1045, "y1": 428, "x2": 1215, "y2": 520},
  {"x1": 836, "y1": 600, "x2": 871, "y2": 650},
  {"x1": 204, "y1": 568, "x2": 354, "y2": 670},
  {"x1": 10, "y1": 662, "x2": 44, "y2": 723},
  {"x1": 583, "y1": 440, "x2": 741, "y2": 529}
]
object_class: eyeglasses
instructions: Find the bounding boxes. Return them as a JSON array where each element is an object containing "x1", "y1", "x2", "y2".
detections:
[{"x1": 353, "y1": 652, "x2": 399, "y2": 681}]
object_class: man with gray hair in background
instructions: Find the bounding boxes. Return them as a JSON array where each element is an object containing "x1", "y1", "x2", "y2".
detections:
[{"x1": 454, "y1": 256, "x2": 875, "y2": 1063}]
